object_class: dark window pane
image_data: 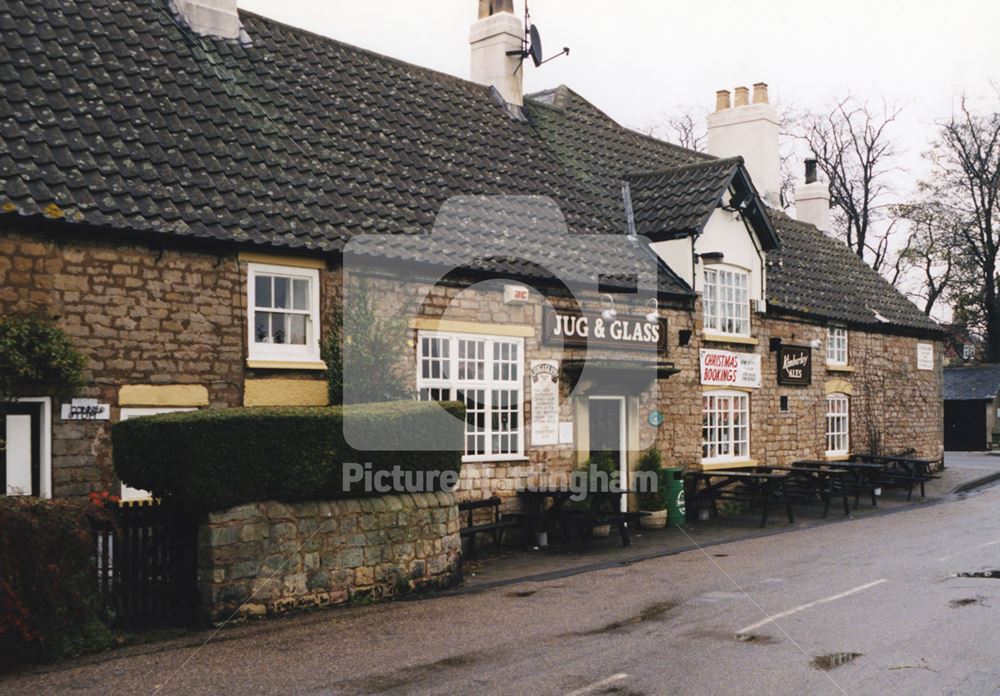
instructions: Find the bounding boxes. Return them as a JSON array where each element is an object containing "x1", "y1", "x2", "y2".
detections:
[
  {"x1": 272, "y1": 313, "x2": 287, "y2": 344},
  {"x1": 255, "y1": 275, "x2": 271, "y2": 308},
  {"x1": 273, "y1": 276, "x2": 290, "y2": 309},
  {"x1": 255, "y1": 311, "x2": 269, "y2": 343},
  {"x1": 293, "y1": 278, "x2": 309, "y2": 310},
  {"x1": 289, "y1": 314, "x2": 307, "y2": 344}
]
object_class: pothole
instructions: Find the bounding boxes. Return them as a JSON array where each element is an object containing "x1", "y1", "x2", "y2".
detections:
[
  {"x1": 949, "y1": 596, "x2": 985, "y2": 608},
  {"x1": 812, "y1": 652, "x2": 862, "y2": 671},
  {"x1": 507, "y1": 589, "x2": 537, "y2": 598},
  {"x1": 735, "y1": 633, "x2": 776, "y2": 644}
]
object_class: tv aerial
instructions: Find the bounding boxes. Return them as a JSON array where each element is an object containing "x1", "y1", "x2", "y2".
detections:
[{"x1": 506, "y1": 2, "x2": 570, "y2": 74}]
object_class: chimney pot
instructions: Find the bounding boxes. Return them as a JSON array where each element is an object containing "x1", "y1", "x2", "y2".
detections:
[
  {"x1": 804, "y1": 158, "x2": 818, "y2": 184},
  {"x1": 734, "y1": 86, "x2": 749, "y2": 107},
  {"x1": 752, "y1": 82, "x2": 769, "y2": 104},
  {"x1": 478, "y1": 0, "x2": 514, "y2": 18},
  {"x1": 715, "y1": 89, "x2": 731, "y2": 112}
]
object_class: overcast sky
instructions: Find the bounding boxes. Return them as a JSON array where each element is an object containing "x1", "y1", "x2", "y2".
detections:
[{"x1": 239, "y1": 0, "x2": 999, "y2": 184}]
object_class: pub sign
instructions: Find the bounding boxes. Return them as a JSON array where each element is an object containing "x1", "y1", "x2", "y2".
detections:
[
  {"x1": 777, "y1": 345, "x2": 812, "y2": 386},
  {"x1": 542, "y1": 307, "x2": 668, "y2": 352}
]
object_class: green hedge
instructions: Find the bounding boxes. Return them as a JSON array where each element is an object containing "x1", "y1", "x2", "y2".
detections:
[
  {"x1": 0, "y1": 498, "x2": 114, "y2": 668},
  {"x1": 112, "y1": 401, "x2": 465, "y2": 511}
]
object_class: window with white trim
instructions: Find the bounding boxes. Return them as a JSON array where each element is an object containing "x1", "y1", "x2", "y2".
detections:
[
  {"x1": 247, "y1": 263, "x2": 321, "y2": 363},
  {"x1": 416, "y1": 332, "x2": 523, "y2": 462},
  {"x1": 827, "y1": 326, "x2": 848, "y2": 366},
  {"x1": 702, "y1": 390, "x2": 750, "y2": 462},
  {"x1": 826, "y1": 393, "x2": 850, "y2": 455},
  {"x1": 703, "y1": 266, "x2": 750, "y2": 336}
]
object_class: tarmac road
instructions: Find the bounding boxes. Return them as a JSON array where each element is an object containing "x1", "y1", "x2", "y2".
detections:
[{"x1": 5, "y1": 483, "x2": 1000, "y2": 696}]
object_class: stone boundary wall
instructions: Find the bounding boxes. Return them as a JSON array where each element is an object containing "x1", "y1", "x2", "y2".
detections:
[{"x1": 197, "y1": 492, "x2": 461, "y2": 621}]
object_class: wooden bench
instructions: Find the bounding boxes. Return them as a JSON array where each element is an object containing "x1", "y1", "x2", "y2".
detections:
[{"x1": 458, "y1": 496, "x2": 521, "y2": 559}]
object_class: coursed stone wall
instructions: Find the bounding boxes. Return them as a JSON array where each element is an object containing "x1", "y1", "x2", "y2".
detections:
[{"x1": 197, "y1": 492, "x2": 461, "y2": 621}]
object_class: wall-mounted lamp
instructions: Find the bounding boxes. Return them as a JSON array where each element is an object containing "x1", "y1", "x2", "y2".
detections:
[
  {"x1": 679, "y1": 329, "x2": 693, "y2": 346},
  {"x1": 644, "y1": 298, "x2": 659, "y2": 324},
  {"x1": 769, "y1": 337, "x2": 782, "y2": 352},
  {"x1": 600, "y1": 294, "x2": 617, "y2": 322}
]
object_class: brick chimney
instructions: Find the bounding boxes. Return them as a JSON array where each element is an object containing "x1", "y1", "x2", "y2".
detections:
[
  {"x1": 707, "y1": 82, "x2": 780, "y2": 206},
  {"x1": 470, "y1": 0, "x2": 524, "y2": 106},
  {"x1": 794, "y1": 158, "x2": 832, "y2": 232},
  {"x1": 170, "y1": 0, "x2": 244, "y2": 41}
]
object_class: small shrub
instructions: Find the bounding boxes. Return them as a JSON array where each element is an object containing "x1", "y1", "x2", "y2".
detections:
[
  {"x1": 637, "y1": 448, "x2": 666, "y2": 511},
  {"x1": 112, "y1": 401, "x2": 465, "y2": 511},
  {"x1": 0, "y1": 497, "x2": 114, "y2": 669},
  {"x1": 0, "y1": 314, "x2": 85, "y2": 400}
]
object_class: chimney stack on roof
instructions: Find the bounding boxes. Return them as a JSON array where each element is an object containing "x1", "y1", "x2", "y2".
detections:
[
  {"x1": 470, "y1": 0, "x2": 524, "y2": 106},
  {"x1": 706, "y1": 82, "x2": 780, "y2": 206},
  {"x1": 795, "y1": 158, "x2": 831, "y2": 232},
  {"x1": 170, "y1": 0, "x2": 245, "y2": 41}
]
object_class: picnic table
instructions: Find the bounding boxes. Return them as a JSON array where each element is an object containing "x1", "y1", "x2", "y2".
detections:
[
  {"x1": 850, "y1": 453, "x2": 941, "y2": 499},
  {"x1": 685, "y1": 469, "x2": 794, "y2": 528},
  {"x1": 793, "y1": 459, "x2": 883, "y2": 508},
  {"x1": 517, "y1": 487, "x2": 636, "y2": 548}
]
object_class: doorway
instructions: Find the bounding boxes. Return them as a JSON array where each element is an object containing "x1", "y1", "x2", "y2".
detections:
[
  {"x1": 588, "y1": 396, "x2": 627, "y2": 512},
  {"x1": 1, "y1": 401, "x2": 44, "y2": 496}
]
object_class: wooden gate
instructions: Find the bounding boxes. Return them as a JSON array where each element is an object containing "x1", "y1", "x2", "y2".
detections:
[
  {"x1": 944, "y1": 399, "x2": 987, "y2": 451},
  {"x1": 93, "y1": 500, "x2": 200, "y2": 628}
]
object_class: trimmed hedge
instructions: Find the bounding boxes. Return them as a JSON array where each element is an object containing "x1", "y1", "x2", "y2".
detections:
[
  {"x1": 0, "y1": 497, "x2": 114, "y2": 668},
  {"x1": 112, "y1": 401, "x2": 465, "y2": 511}
]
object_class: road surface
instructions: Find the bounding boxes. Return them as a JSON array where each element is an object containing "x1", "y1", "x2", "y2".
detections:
[{"x1": 5, "y1": 483, "x2": 1000, "y2": 695}]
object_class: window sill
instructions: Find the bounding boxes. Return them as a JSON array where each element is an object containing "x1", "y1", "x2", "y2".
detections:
[
  {"x1": 702, "y1": 333, "x2": 759, "y2": 346},
  {"x1": 825, "y1": 364, "x2": 855, "y2": 373},
  {"x1": 700, "y1": 458, "x2": 757, "y2": 471},
  {"x1": 246, "y1": 359, "x2": 328, "y2": 371},
  {"x1": 825, "y1": 453, "x2": 850, "y2": 461},
  {"x1": 462, "y1": 455, "x2": 529, "y2": 464}
]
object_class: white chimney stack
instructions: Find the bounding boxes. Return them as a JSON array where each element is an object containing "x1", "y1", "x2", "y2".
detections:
[
  {"x1": 470, "y1": 0, "x2": 524, "y2": 107},
  {"x1": 707, "y1": 82, "x2": 781, "y2": 206},
  {"x1": 795, "y1": 159, "x2": 832, "y2": 232},
  {"x1": 170, "y1": 0, "x2": 244, "y2": 41}
]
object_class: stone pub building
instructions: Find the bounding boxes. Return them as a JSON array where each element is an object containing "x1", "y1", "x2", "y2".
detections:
[{"x1": 0, "y1": 0, "x2": 943, "y2": 504}]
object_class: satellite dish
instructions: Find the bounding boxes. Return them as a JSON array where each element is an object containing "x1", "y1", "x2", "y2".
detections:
[{"x1": 528, "y1": 24, "x2": 543, "y2": 67}]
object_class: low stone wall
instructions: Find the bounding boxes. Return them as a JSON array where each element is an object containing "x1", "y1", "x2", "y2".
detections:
[{"x1": 197, "y1": 492, "x2": 461, "y2": 621}]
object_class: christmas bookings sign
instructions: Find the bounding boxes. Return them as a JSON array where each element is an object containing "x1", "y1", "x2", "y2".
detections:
[
  {"x1": 699, "y1": 348, "x2": 761, "y2": 388},
  {"x1": 530, "y1": 360, "x2": 560, "y2": 446},
  {"x1": 542, "y1": 307, "x2": 668, "y2": 351}
]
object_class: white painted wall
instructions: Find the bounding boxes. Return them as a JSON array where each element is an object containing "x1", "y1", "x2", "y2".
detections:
[
  {"x1": 652, "y1": 237, "x2": 694, "y2": 287},
  {"x1": 692, "y1": 208, "x2": 766, "y2": 302}
]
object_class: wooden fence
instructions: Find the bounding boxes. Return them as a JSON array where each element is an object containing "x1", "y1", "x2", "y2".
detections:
[{"x1": 93, "y1": 500, "x2": 199, "y2": 628}]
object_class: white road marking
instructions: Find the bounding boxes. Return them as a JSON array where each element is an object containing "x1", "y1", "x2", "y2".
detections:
[
  {"x1": 937, "y1": 538, "x2": 1000, "y2": 562},
  {"x1": 735, "y1": 579, "x2": 887, "y2": 637},
  {"x1": 563, "y1": 673, "x2": 628, "y2": 696}
]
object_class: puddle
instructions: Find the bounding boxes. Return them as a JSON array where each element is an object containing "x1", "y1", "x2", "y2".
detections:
[
  {"x1": 956, "y1": 570, "x2": 1000, "y2": 579},
  {"x1": 949, "y1": 596, "x2": 985, "y2": 608},
  {"x1": 812, "y1": 652, "x2": 862, "y2": 671},
  {"x1": 713, "y1": 553, "x2": 729, "y2": 557},
  {"x1": 575, "y1": 601, "x2": 676, "y2": 635},
  {"x1": 507, "y1": 589, "x2": 537, "y2": 598}
]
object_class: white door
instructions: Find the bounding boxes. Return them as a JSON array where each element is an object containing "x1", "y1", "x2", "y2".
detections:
[
  {"x1": 588, "y1": 396, "x2": 627, "y2": 512},
  {"x1": 118, "y1": 407, "x2": 195, "y2": 501},
  {"x1": 2, "y1": 402, "x2": 44, "y2": 496}
]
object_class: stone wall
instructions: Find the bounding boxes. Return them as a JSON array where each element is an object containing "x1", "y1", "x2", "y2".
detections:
[{"x1": 197, "y1": 492, "x2": 461, "y2": 621}]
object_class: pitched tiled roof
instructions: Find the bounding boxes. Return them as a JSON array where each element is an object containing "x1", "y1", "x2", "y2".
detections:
[
  {"x1": 766, "y1": 212, "x2": 941, "y2": 334},
  {"x1": 944, "y1": 365, "x2": 1000, "y2": 401},
  {"x1": 0, "y1": 0, "x2": 692, "y2": 295}
]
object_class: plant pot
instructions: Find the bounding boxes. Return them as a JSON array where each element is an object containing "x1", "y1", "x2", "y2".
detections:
[
  {"x1": 591, "y1": 523, "x2": 611, "y2": 538},
  {"x1": 641, "y1": 509, "x2": 668, "y2": 529}
]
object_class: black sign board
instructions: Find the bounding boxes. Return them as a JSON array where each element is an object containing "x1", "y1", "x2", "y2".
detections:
[
  {"x1": 542, "y1": 307, "x2": 668, "y2": 352},
  {"x1": 777, "y1": 345, "x2": 812, "y2": 385}
]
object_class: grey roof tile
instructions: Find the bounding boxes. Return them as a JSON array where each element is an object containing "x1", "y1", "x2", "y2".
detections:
[{"x1": 944, "y1": 365, "x2": 1000, "y2": 401}]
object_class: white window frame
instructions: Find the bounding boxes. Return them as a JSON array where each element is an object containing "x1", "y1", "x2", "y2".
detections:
[
  {"x1": 416, "y1": 331, "x2": 524, "y2": 463},
  {"x1": 703, "y1": 265, "x2": 751, "y2": 337},
  {"x1": 701, "y1": 389, "x2": 750, "y2": 463},
  {"x1": 827, "y1": 326, "x2": 849, "y2": 366},
  {"x1": 118, "y1": 407, "x2": 197, "y2": 501},
  {"x1": 825, "y1": 393, "x2": 850, "y2": 456},
  {"x1": 247, "y1": 262, "x2": 321, "y2": 363}
]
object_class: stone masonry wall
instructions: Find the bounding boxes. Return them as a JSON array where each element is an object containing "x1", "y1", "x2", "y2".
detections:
[{"x1": 197, "y1": 492, "x2": 461, "y2": 621}]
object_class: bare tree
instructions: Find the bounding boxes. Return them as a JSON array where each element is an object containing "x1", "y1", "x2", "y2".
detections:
[
  {"x1": 890, "y1": 200, "x2": 956, "y2": 317},
  {"x1": 922, "y1": 95, "x2": 1000, "y2": 359},
  {"x1": 640, "y1": 108, "x2": 707, "y2": 152},
  {"x1": 800, "y1": 96, "x2": 902, "y2": 273}
]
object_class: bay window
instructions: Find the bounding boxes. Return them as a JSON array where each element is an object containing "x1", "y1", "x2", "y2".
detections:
[
  {"x1": 702, "y1": 390, "x2": 750, "y2": 462},
  {"x1": 703, "y1": 266, "x2": 750, "y2": 336},
  {"x1": 247, "y1": 262, "x2": 321, "y2": 363},
  {"x1": 416, "y1": 332, "x2": 523, "y2": 462},
  {"x1": 826, "y1": 393, "x2": 850, "y2": 455}
]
